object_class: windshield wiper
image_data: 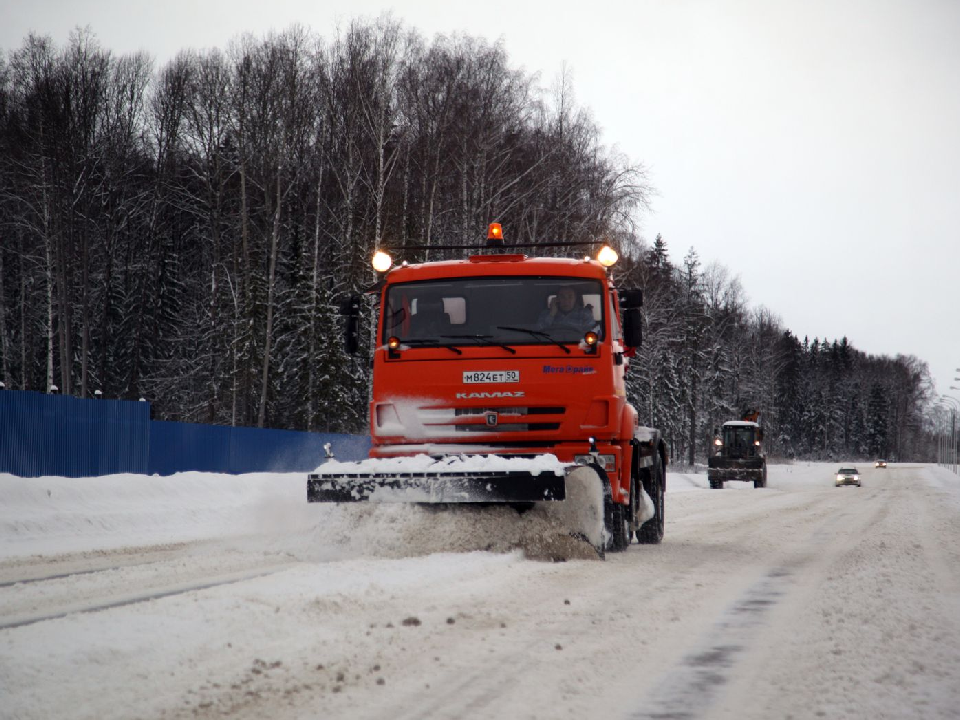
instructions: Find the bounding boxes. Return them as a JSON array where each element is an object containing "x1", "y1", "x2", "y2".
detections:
[
  {"x1": 441, "y1": 334, "x2": 517, "y2": 354},
  {"x1": 496, "y1": 326, "x2": 571, "y2": 354},
  {"x1": 398, "y1": 338, "x2": 462, "y2": 355},
  {"x1": 383, "y1": 306, "x2": 407, "y2": 327}
]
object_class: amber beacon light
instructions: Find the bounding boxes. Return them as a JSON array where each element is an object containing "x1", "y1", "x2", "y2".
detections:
[{"x1": 487, "y1": 222, "x2": 504, "y2": 247}]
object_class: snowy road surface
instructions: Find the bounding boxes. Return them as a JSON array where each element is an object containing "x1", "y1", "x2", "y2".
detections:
[{"x1": 2, "y1": 462, "x2": 960, "y2": 719}]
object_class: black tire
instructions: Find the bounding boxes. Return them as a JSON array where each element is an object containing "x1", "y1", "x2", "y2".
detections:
[
  {"x1": 637, "y1": 453, "x2": 665, "y2": 544},
  {"x1": 604, "y1": 494, "x2": 631, "y2": 552},
  {"x1": 709, "y1": 477, "x2": 723, "y2": 489},
  {"x1": 753, "y1": 462, "x2": 767, "y2": 488},
  {"x1": 597, "y1": 465, "x2": 630, "y2": 553}
]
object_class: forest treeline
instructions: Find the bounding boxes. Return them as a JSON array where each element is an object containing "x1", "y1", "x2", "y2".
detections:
[
  {"x1": 0, "y1": 20, "x2": 935, "y2": 462},
  {"x1": 618, "y1": 237, "x2": 933, "y2": 463}
]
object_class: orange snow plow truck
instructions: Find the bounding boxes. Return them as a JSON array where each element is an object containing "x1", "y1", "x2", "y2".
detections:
[{"x1": 307, "y1": 224, "x2": 667, "y2": 555}]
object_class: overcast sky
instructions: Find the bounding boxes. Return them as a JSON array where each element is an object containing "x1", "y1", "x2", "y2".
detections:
[{"x1": 3, "y1": 0, "x2": 959, "y2": 402}]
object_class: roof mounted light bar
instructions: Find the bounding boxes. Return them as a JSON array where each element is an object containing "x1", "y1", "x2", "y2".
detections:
[
  {"x1": 370, "y1": 223, "x2": 621, "y2": 276},
  {"x1": 395, "y1": 240, "x2": 608, "y2": 251}
]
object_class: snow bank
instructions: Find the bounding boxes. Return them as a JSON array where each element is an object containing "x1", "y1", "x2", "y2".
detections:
[{"x1": 0, "y1": 472, "x2": 308, "y2": 558}]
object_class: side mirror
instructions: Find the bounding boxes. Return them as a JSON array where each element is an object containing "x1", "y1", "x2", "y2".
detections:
[
  {"x1": 622, "y1": 307, "x2": 642, "y2": 348},
  {"x1": 340, "y1": 295, "x2": 361, "y2": 354},
  {"x1": 338, "y1": 296, "x2": 360, "y2": 316},
  {"x1": 619, "y1": 288, "x2": 643, "y2": 309}
]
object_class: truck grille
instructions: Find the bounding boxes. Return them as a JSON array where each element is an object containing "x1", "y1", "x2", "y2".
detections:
[{"x1": 423, "y1": 406, "x2": 565, "y2": 434}]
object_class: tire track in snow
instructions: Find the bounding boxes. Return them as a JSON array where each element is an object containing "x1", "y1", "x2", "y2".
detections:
[
  {"x1": 0, "y1": 560, "x2": 167, "y2": 588},
  {"x1": 625, "y1": 567, "x2": 791, "y2": 720},
  {"x1": 0, "y1": 564, "x2": 296, "y2": 630},
  {"x1": 627, "y1": 489, "x2": 891, "y2": 720}
]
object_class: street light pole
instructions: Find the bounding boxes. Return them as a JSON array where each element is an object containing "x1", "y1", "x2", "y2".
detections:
[
  {"x1": 934, "y1": 400, "x2": 951, "y2": 469},
  {"x1": 943, "y1": 395, "x2": 960, "y2": 475},
  {"x1": 942, "y1": 410, "x2": 948, "y2": 469}
]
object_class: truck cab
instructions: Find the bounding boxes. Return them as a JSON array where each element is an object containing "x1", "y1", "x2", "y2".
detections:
[{"x1": 371, "y1": 257, "x2": 626, "y2": 462}]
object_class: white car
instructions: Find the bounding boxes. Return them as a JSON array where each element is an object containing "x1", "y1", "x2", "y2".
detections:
[
  {"x1": 836, "y1": 467, "x2": 861, "y2": 487},
  {"x1": 875, "y1": 459, "x2": 887, "y2": 468}
]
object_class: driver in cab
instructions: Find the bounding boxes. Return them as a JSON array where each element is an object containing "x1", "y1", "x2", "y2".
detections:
[{"x1": 536, "y1": 286, "x2": 595, "y2": 332}]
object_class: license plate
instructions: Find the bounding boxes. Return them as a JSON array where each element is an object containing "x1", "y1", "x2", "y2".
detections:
[{"x1": 462, "y1": 370, "x2": 520, "y2": 384}]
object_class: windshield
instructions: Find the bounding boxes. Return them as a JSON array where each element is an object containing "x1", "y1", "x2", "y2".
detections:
[
  {"x1": 382, "y1": 276, "x2": 605, "y2": 346},
  {"x1": 721, "y1": 425, "x2": 759, "y2": 456}
]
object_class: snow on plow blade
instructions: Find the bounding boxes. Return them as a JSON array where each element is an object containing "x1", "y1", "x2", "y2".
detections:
[{"x1": 307, "y1": 454, "x2": 568, "y2": 503}]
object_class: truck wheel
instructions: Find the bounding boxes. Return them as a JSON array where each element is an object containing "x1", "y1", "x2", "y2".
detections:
[
  {"x1": 709, "y1": 478, "x2": 723, "y2": 489},
  {"x1": 604, "y1": 494, "x2": 631, "y2": 552},
  {"x1": 600, "y1": 463, "x2": 631, "y2": 552},
  {"x1": 591, "y1": 464, "x2": 630, "y2": 553},
  {"x1": 637, "y1": 454, "x2": 664, "y2": 544}
]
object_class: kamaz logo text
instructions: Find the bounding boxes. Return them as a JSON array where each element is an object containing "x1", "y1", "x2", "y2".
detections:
[{"x1": 455, "y1": 391, "x2": 526, "y2": 399}]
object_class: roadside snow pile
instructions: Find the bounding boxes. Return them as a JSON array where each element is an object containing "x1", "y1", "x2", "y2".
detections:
[{"x1": 0, "y1": 472, "x2": 314, "y2": 559}]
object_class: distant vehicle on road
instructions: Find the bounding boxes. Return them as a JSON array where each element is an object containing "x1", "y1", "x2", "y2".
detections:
[
  {"x1": 707, "y1": 411, "x2": 767, "y2": 489},
  {"x1": 836, "y1": 467, "x2": 862, "y2": 487},
  {"x1": 875, "y1": 459, "x2": 887, "y2": 468}
]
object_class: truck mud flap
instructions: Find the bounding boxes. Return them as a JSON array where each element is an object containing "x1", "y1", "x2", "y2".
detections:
[{"x1": 307, "y1": 470, "x2": 566, "y2": 504}]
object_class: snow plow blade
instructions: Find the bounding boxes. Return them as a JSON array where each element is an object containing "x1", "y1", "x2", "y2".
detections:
[
  {"x1": 306, "y1": 457, "x2": 608, "y2": 559},
  {"x1": 707, "y1": 457, "x2": 765, "y2": 482},
  {"x1": 307, "y1": 470, "x2": 565, "y2": 503}
]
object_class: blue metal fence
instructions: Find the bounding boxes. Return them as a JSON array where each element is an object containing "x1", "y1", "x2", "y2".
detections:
[
  {"x1": 148, "y1": 420, "x2": 370, "y2": 475},
  {"x1": 0, "y1": 390, "x2": 150, "y2": 477},
  {"x1": 0, "y1": 390, "x2": 370, "y2": 478}
]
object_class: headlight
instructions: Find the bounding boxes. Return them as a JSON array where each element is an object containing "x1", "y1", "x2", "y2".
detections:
[
  {"x1": 836, "y1": 475, "x2": 843, "y2": 481},
  {"x1": 854, "y1": 475, "x2": 859, "y2": 481},
  {"x1": 575, "y1": 454, "x2": 616, "y2": 472}
]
